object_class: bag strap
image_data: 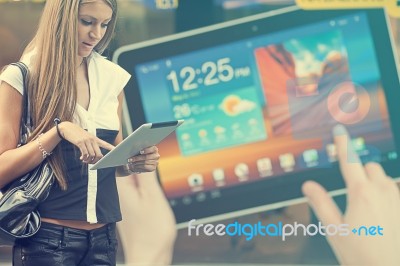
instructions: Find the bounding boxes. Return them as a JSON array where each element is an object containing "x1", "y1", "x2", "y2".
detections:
[{"x1": 10, "y1": 62, "x2": 31, "y2": 144}]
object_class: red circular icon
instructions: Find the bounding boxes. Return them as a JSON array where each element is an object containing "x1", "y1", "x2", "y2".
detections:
[{"x1": 327, "y1": 81, "x2": 371, "y2": 125}]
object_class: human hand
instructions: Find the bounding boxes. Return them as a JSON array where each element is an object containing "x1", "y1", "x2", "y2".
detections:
[
  {"x1": 126, "y1": 146, "x2": 160, "y2": 174},
  {"x1": 117, "y1": 171, "x2": 176, "y2": 265},
  {"x1": 58, "y1": 121, "x2": 115, "y2": 164},
  {"x1": 302, "y1": 124, "x2": 400, "y2": 266}
]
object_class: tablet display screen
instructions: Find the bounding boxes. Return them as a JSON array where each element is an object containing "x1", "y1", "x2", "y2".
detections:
[{"x1": 116, "y1": 8, "x2": 400, "y2": 223}]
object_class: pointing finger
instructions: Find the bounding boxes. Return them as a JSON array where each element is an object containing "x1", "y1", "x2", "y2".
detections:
[{"x1": 97, "y1": 138, "x2": 115, "y2": 151}]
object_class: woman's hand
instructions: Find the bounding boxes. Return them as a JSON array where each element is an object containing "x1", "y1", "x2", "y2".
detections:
[
  {"x1": 302, "y1": 124, "x2": 400, "y2": 266},
  {"x1": 59, "y1": 121, "x2": 115, "y2": 164},
  {"x1": 126, "y1": 146, "x2": 160, "y2": 174}
]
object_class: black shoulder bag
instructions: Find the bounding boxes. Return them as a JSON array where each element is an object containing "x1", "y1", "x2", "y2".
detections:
[{"x1": 0, "y1": 62, "x2": 55, "y2": 245}]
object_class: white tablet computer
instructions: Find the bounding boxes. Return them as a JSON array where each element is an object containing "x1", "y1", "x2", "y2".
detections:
[{"x1": 90, "y1": 120, "x2": 184, "y2": 170}]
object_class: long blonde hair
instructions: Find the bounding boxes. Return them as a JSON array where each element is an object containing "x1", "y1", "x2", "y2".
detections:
[{"x1": 23, "y1": 0, "x2": 118, "y2": 190}]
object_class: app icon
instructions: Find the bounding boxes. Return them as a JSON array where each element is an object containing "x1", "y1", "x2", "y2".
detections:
[
  {"x1": 257, "y1": 158, "x2": 272, "y2": 177},
  {"x1": 210, "y1": 190, "x2": 221, "y2": 199},
  {"x1": 196, "y1": 192, "x2": 207, "y2": 202},
  {"x1": 327, "y1": 81, "x2": 370, "y2": 125},
  {"x1": 388, "y1": 151, "x2": 398, "y2": 160},
  {"x1": 212, "y1": 168, "x2": 225, "y2": 186},
  {"x1": 169, "y1": 199, "x2": 177, "y2": 207},
  {"x1": 352, "y1": 137, "x2": 367, "y2": 155},
  {"x1": 188, "y1": 173, "x2": 204, "y2": 188},
  {"x1": 303, "y1": 149, "x2": 319, "y2": 167},
  {"x1": 234, "y1": 163, "x2": 249, "y2": 181},
  {"x1": 279, "y1": 153, "x2": 295, "y2": 171},
  {"x1": 182, "y1": 196, "x2": 192, "y2": 205}
]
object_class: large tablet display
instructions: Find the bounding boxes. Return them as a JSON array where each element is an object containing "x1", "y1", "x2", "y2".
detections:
[{"x1": 114, "y1": 6, "x2": 400, "y2": 224}]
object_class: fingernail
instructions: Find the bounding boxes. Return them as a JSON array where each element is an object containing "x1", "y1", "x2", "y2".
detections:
[
  {"x1": 140, "y1": 150, "x2": 144, "y2": 155},
  {"x1": 333, "y1": 124, "x2": 347, "y2": 136}
]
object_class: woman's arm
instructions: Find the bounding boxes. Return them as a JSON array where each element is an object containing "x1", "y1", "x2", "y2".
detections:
[
  {"x1": 0, "y1": 80, "x2": 115, "y2": 188},
  {"x1": 0, "y1": 81, "x2": 62, "y2": 188}
]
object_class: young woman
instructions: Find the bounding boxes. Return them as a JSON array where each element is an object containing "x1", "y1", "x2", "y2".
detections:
[{"x1": 0, "y1": 0, "x2": 162, "y2": 265}]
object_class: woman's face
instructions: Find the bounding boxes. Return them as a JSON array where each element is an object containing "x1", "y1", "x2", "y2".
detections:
[{"x1": 78, "y1": 0, "x2": 113, "y2": 57}]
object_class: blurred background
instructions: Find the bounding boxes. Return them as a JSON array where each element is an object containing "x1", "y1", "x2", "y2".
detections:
[{"x1": 1, "y1": 0, "x2": 400, "y2": 265}]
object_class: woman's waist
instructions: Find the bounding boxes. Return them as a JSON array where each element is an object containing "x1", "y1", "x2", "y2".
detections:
[{"x1": 41, "y1": 217, "x2": 106, "y2": 230}]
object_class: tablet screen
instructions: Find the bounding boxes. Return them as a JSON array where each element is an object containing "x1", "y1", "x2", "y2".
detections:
[{"x1": 116, "y1": 8, "x2": 400, "y2": 224}]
